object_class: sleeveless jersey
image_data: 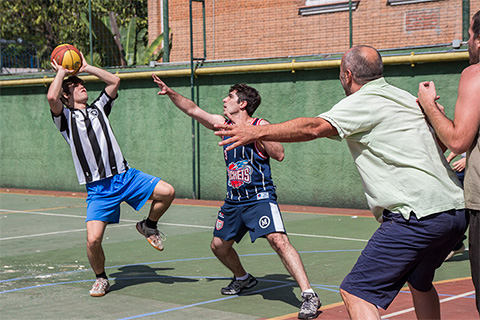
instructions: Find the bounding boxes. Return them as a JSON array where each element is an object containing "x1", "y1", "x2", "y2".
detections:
[{"x1": 223, "y1": 118, "x2": 277, "y2": 203}]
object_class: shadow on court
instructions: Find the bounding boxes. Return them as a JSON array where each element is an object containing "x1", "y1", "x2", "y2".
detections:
[
  {"x1": 109, "y1": 264, "x2": 198, "y2": 292},
  {"x1": 446, "y1": 251, "x2": 470, "y2": 262},
  {"x1": 207, "y1": 273, "x2": 302, "y2": 308}
]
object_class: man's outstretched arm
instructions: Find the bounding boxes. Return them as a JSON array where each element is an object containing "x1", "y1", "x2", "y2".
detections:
[
  {"x1": 215, "y1": 117, "x2": 338, "y2": 151},
  {"x1": 153, "y1": 74, "x2": 224, "y2": 130}
]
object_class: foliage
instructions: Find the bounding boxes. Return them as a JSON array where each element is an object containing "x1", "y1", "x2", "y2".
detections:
[{"x1": 0, "y1": 0, "x2": 151, "y2": 69}]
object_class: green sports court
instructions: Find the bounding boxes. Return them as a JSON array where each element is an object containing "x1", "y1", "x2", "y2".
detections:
[{"x1": 0, "y1": 189, "x2": 476, "y2": 319}]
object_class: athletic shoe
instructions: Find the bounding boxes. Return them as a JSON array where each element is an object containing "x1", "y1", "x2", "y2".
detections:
[
  {"x1": 298, "y1": 292, "x2": 321, "y2": 319},
  {"x1": 444, "y1": 244, "x2": 466, "y2": 261},
  {"x1": 220, "y1": 274, "x2": 258, "y2": 295},
  {"x1": 136, "y1": 219, "x2": 165, "y2": 251},
  {"x1": 89, "y1": 278, "x2": 110, "y2": 297}
]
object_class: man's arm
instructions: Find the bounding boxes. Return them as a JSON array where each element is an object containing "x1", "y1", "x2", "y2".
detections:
[
  {"x1": 47, "y1": 60, "x2": 72, "y2": 116},
  {"x1": 79, "y1": 53, "x2": 120, "y2": 98},
  {"x1": 215, "y1": 117, "x2": 338, "y2": 151},
  {"x1": 418, "y1": 65, "x2": 480, "y2": 154},
  {"x1": 253, "y1": 119, "x2": 285, "y2": 162},
  {"x1": 153, "y1": 74, "x2": 224, "y2": 130}
]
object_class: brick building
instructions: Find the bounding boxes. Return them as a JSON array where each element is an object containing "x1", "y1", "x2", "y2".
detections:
[{"x1": 148, "y1": 0, "x2": 478, "y2": 62}]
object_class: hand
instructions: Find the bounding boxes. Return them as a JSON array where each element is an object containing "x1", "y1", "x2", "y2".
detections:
[
  {"x1": 452, "y1": 157, "x2": 466, "y2": 172},
  {"x1": 417, "y1": 81, "x2": 439, "y2": 110},
  {"x1": 51, "y1": 59, "x2": 74, "y2": 75},
  {"x1": 214, "y1": 112, "x2": 257, "y2": 151},
  {"x1": 152, "y1": 74, "x2": 169, "y2": 95},
  {"x1": 76, "y1": 52, "x2": 89, "y2": 74}
]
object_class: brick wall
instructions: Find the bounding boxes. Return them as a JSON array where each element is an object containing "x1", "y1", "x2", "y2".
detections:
[{"x1": 148, "y1": 0, "x2": 479, "y2": 62}]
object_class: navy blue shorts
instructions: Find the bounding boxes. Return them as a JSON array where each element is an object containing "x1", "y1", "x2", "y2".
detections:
[
  {"x1": 340, "y1": 209, "x2": 467, "y2": 310},
  {"x1": 213, "y1": 201, "x2": 286, "y2": 243},
  {"x1": 85, "y1": 168, "x2": 161, "y2": 223}
]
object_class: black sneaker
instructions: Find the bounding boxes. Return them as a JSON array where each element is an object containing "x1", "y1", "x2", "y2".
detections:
[
  {"x1": 298, "y1": 292, "x2": 321, "y2": 319},
  {"x1": 220, "y1": 274, "x2": 258, "y2": 295},
  {"x1": 136, "y1": 219, "x2": 165, "y2": 251}
]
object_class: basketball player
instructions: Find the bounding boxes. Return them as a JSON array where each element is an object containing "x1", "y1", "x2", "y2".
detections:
[
  {"x1": 152, "y1": 74, "x2": 321, "y2": 319},
  {"x1": 47, "y1": 52, "x2": 175, "y2": 297}
]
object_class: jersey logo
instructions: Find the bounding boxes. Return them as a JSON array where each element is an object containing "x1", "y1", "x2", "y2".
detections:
[
  {"x1": 88, "y1": 109, "x2": 99, "y2": 118},
  {"x1": 259, "y1": 216, "x2": 271, "y2": 229},
  {"x1": 227, "y1": 160, "x2": 252, "y2": 189}
]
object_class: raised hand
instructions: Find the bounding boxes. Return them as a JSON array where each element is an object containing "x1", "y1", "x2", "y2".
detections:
[{"x1": 152, "y1": 74, "x2": 169, "y2": 95}]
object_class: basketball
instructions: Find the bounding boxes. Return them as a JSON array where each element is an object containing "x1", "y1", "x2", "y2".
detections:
[{"x1": 50, "y1": 44, "x2": 82, "y2": 75}]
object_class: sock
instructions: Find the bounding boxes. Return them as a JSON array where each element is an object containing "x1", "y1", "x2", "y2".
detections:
[
  {"x1": 235, "y1": 273, "x2": 249, "y2": 281},
  {"x1": 146, "y1": 218, "x2": 158, "y2": 229},
  {"x1": 302, "y1": 289, "x2": 315, "y2": 297},
  {"x1": 96, "y1": 272, "x2": 108, "y2": 280}
]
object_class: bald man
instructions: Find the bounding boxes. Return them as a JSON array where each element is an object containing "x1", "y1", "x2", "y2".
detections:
[{"x1": 215, "y1": 45, "x2": 467, "y2": 319}]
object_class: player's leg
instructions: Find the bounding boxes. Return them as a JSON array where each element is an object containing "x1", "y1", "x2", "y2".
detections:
[
  {"x1": 469, "y1": 209, "x2": 480, "y2": 313},
  {"x1": 263, "y1": 220, "x2": 321, "y2": 319},
  {"x1": 211, "y1": 236, "x2": 258, "y2": 295},
  {"x1": 136, "y1": 180, "x2": 175, "y2": 250},
  {"x1": 86, "y1": 220, "x2": 110, "y2": 297},
  {"x1": 211, "y1": 203, "x2": 257, "y2": 295},
  {"x1": 340, "y1": 289, "x2": 380, "y2": 320},
  {"x1": 265, "y1": 232, "x2": 311, "y2": 291},
  {"x1": 210, "y1": 236, "x2": 246, "y2": 277},
  {"x1": 147, "y1": 180, "x2": 175, "y2": 221},
  {"x1": 340, "y1": 209, "x2": 467, "y2": 317},
  {"x1": 408, "y1": 284, "x2": 440, "y2": 319},
  {"x1": 121, "y1": 168, "x2": 175, "y2": 251}
]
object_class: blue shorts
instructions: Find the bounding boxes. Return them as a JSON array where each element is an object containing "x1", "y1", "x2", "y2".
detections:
[
  {"x1": 85, "y1": 168, "x2": 161, "y2": 223},
  {"x1": 340, "y1": 209, "x2": 467, "y2": 310},
  {"x1": 213, "y1": 200, "x2": 286, "y2": 243}
]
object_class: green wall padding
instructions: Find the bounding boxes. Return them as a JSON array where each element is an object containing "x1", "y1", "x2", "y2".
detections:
[{"x1": 0, "y1": 60, "x2": 467, "y2": 209}]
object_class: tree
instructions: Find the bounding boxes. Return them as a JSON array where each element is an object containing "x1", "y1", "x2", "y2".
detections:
[{"x1": 1, "y1": 0, "x2": 154, "y2": 69}]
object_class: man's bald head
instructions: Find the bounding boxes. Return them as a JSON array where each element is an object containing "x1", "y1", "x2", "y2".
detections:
[{"x1": 341, "y1": 45, "x2": 383, "y2": 85}]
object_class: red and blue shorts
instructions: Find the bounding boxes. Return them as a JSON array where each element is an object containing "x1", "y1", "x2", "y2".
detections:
[{"x1": 213, "y1": 200, "x2": 286, "y2": 243}]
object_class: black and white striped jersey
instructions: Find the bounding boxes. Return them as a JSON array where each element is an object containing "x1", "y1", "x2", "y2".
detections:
[{"x1": 52, "y1": 90, "x2": 129, "y2": 185}]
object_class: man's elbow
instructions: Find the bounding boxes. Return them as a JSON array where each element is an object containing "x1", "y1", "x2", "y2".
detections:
[
  {"x1": 448, "y1": 141, "x2": 470, "y2": 155},
  {"x1": 47, "y1": 93, "x2": 59, "y2": 104},
  {"x1": 112, "y1": 75, "x2": 121, "y2": 87}
]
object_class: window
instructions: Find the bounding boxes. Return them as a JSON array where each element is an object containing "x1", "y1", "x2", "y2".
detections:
[
  {"x1": 299, "y1": 0, "x2": 359, "y2": 16},
  {"x1": 387, "y1": 0, "x2": 442, "y2": 5}
]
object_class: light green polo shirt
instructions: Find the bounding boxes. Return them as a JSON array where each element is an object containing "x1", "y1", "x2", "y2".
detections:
[{"x1": 319, "y1": 77, "x2": 465, "y2": 221}]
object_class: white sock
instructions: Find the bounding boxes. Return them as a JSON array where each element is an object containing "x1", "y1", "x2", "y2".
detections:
[
  {"x1": 302, "y1": 289, "x2": 315, "y2": 297},
  {"x1": 235, "y1": 273, "x2": 249, "y2": 281}
]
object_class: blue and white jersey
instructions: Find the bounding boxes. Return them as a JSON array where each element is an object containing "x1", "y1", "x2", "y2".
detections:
[
  {"x1": 52, "y1": 90, "x2": 129, "y2": 185},
  {"x1": 223, "y1": 118, "x2": 277, "y2": 203}
]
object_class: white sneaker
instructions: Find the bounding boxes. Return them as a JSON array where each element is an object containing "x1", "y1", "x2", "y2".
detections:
[{"x1": 89, "y1": 278, "x2": 110, "y2": 297}]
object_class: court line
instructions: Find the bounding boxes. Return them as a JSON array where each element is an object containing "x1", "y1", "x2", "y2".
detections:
[
  {"x1": 0, "y1": 208, "x2": 369, "y2": 242},
  {"x1": 0, "y1": 274, "x2": 328, "y2": 320},
  {"x1": 117, "y1": 281, "x2": 297, "y2": 320},
  {"x1": 380, "y1": 290, "x2": 476, "y2": 319},
  {"x1": 0, "y1": 223, "x2": 134, "y2": 241},
  {"x1": 0, "y1": 249, "x2": 362, "y2": 284}
]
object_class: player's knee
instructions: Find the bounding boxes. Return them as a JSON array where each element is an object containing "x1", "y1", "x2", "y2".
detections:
[
  {"x1": 86, "y1": 236, "x2": 102, "y2": 250},
  {"x1": 152, "y1": 182, "x2": 175, "y2": 201},
  {"x1": 267, "y1": 233, "x2": 289, "y2": 252},
  {"x1": 210, "y1": 237, "x2": 229, "y2": 254}
]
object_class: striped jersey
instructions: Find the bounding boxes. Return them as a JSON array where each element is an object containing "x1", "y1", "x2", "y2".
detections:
[
  {"x1": 223, "y1": 118, "x2": 276, "y2": 203},
  {"x1": 52, "y1": 90, "x2": 128, "y2": 185}
]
